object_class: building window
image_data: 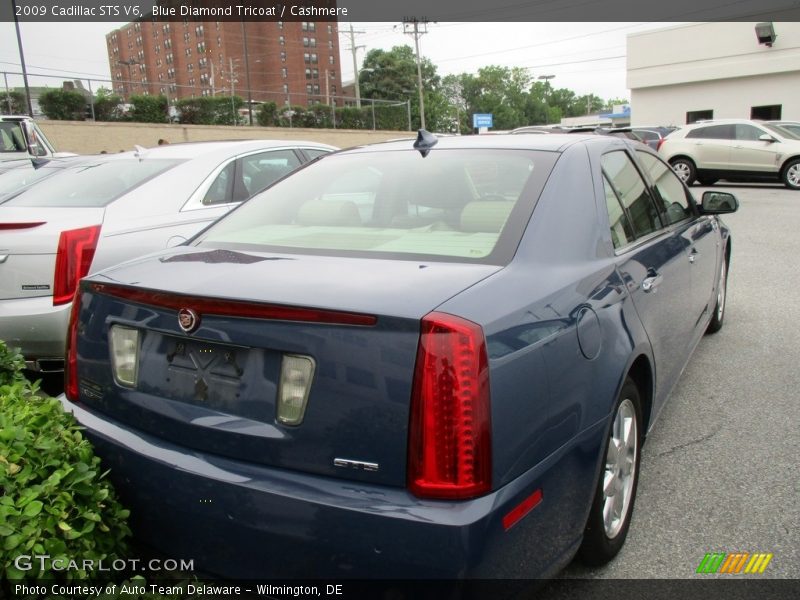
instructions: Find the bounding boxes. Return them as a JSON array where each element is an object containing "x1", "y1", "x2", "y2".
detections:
[
  {"x1": 280, "y1": 51, "x2": 286, "y2": 62},
  {"x1": 283, "y1": 84, "x2": 289, "y2": 93},
  {"x1": 185, "y1": 48, "x2": 192, "y2": 56},
  {"x1": 187, "y1": 64, "x2": 193, "y2": 72},
  {"x1": 310, "y1": 38, "x2": 316, "y2": 48},
  {"x1": 282, "y1": 67, "x2": 288, "y2": 78},
  {"x1": 312, "y1": 68, "x2": 319, "y2": 79},
  {"x1": 751, "y1": 104, "x2": 781, "y2": 120},
  {"x1": 329, "y1": 55, "x2": 334, "y2": 65},
  {"x1": 311, "y1": 54, "x2": 317, "y2": 63},
  {"x1": 328, "y1": 40, "x2": 333, "y2": 50},
  {"x1": 303, "y1": 37, "x2": 309, "y2": 47},
  {"x1": 184, "y1": 32, "x2": 190, "y2": 42},
  {"x1": 164, "y1": 39, "x2": 172, "y2": 49},
  {"x1": 306, "y1": 84, "x2": 312, "y2": 94},
  {"x1": 327, "y1": 25, "x2": 333, "y2": 34},
  {"x1": 197, "y1": 42, "x2": 206, "y2": 53},
  {"x1": 277, "y1": 21, "x2": 283, "y2": 30},
  {"x1": 195, "y1": 25, "x2": 204, "y2": 37},
  {"x1": 305, "y1": 68, "x2": 311, "y2": 79},
  {"x1": 686, "y1": 110, "x2": 713, "y2": 124},
  {"x1": 313, "y1": 84, "x2": 320, "y2": 94}
]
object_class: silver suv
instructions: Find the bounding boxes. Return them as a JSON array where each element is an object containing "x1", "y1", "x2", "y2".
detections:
[{"x1": 658, "y1": 119, "x2": 800, "y2": 190}]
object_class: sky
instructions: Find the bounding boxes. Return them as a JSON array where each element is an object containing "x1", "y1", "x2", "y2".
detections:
[{"x1": 0, "y1": 21, "x2": 682, "y2": 103}]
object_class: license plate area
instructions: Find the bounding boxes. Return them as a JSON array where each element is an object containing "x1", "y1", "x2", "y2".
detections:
[{"x1": 136, "y1": 333, "x2": 281, "y2": 423}]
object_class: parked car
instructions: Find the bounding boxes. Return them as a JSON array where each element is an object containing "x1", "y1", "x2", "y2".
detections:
[
  {"x1": 766, "y1": 120, "x2": 800, "y2": 139},
  {"x1": 0, "y1": 139, "x2": 335, "y2": 372},
  {"x1": 61, "y1": 132, "x2": 737, "y2": 581},
  {"x1": 629, "y1": 126, "x2": 678, "y2": 150},
  {"x1": 658, "y1": 118, "x2": 800, "y2": 189},
  {"x1": 0, "y1": 115, "x2": 74, "y2": 159}
]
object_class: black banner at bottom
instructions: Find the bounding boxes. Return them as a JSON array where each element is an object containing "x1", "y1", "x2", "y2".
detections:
[{"x1": 4, "y1": 578, "x2": 800, "y2": 600}]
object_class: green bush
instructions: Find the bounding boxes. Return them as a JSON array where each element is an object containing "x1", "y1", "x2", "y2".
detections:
[
  {"x1": 0, "y1": 341, "x2": 131, "y2": 583},
  {"x1": 128, "y1": 95, "x2": 168, "y2": 123},
  {"x1": 176, "y1": 96, "x2": 243, "y2": 126},
  {"x1": 39, "y1": 89, "x2": 87, "y2": 121}
]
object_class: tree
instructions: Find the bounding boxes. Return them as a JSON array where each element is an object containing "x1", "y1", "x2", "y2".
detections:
[
  {"x1": 458, "y1": 66, "x2": 533, "y2": 130},
  {"x1": 0, "y1": 91, "x2": 26, "y2": 115},
  {"x1": 92, "y1": 87, "x2": 123, "y2": 121},
  {"x1": 358, "y1": 45, "x2": 444, "y2": 130},
  {"x1": 127, "y1": 94, "x2": 169, "y2": 123},
  {"x1": 39, "y1": 89, "x2": 86, "y2": 120}
]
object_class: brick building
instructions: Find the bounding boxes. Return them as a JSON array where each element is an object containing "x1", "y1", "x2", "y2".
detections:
[{"x1": 105, "y1": 19, "x2": 342, "y2": 108}]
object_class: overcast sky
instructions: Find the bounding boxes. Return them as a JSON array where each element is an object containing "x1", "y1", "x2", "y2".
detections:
[{"x1": 0, "y1": 21, "x2": 680, "y2": 102}]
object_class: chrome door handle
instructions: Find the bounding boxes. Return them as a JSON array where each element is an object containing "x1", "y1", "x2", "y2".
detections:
[{"x1": 641, "y1": 273, "x2": 663, "y2": 293}]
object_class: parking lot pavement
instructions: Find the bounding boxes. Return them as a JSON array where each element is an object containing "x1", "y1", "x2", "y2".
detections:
[{"x1": 559, "y1": 183, "x2": 800, "y2": 580}]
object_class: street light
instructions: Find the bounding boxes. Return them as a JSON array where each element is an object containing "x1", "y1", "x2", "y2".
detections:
[
  {"x1": 538, "y1": 74, "x2": 555, "y2": 99},
  {"x1": 117, "y1": 58, "x2": 141, "y2": 99}
]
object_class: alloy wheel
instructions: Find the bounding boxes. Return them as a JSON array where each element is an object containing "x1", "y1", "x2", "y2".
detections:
[{"x1": 602, "y1": 398, "x2": 638, "y2": 539}]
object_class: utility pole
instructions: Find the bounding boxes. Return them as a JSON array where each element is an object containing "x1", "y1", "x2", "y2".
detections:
[
  {"x1": 344, "y1": 24, "x2": 366, "y2": 108},
  {"x1": 228, "y1": 58, "x2": 239, "y2": 125},
  {"x1": 241, "y1": 21, "x2": 253, "y2": 125},
  {"x1": 11, "y1": 0, "x2": 34, "y2": 115},
  {"x1": 403, "y1": 18, "x2": 428, "y2": 130}
]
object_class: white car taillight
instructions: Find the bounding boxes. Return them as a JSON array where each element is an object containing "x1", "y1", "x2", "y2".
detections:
[
  {"x1": 277, "y1": 354, "x2": 315, "y2": 425},
  {"x1": 110, "y1": 325, "x2": 140, "y2": 387},
  {"x1": 53, "y1": 225, "x2": 101, "y2": 306}
]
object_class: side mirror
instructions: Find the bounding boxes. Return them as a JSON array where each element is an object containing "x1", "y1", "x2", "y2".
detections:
[
  {"x1": 21, "y1": 120, "x2": 47, "y2": 157},
  {"x1": 758, "y1": 134, "x2": 777, "y2": 143},
  {"x1": 700, "y1": 191, "x2": 739, "y2": 214}
]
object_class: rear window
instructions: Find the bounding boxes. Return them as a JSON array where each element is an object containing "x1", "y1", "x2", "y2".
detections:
[
  {"x1": 0, "y1": 165, "x2": 61, "y2": 199},
  {"x1": 196, "y1": 148, "x2": 557, "y2": 264},
  {"x1": 3, "y1": 159, "x2": 183, "y2": 207}
]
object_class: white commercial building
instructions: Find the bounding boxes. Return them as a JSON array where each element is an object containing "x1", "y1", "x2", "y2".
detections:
[{"x1": 627, "y1": 22, "x2": 800, "y2": 127}]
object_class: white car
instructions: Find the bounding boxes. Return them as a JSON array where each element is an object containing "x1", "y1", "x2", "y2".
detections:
[
  {"x1": 658, "y1": 118, "x2": 800, "y2": 189},
  {"x1": 0, "y1": 139, "x2": 335, "y2": 372}
]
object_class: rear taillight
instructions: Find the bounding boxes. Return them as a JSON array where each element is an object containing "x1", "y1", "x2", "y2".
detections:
[
  {"x1": 64, "y1": 289, "x2": 82, "y2": 402},
  {"x1": 408, "y1": 312, "x2": 491, "y2": 500},
  {"x1": 53, "y1": 225, "x2": 101, "y2": 306},
  {"x1": 656, "y1": 138, "x2": 665, "y2": 152}
]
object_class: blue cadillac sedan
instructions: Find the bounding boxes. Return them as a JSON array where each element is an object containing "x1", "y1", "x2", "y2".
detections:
[{"x1": 61, "y1": 132, "x2": 738, "y2": 580}]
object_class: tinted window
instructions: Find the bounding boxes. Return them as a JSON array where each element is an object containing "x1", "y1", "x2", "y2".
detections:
[
  {"x1": 735, "y1": 124, "x2": 766, "y2": 141},
  {"x1": 636, "y1": 152, "x2": 692, "y2": 225},
  {"x1": 241, "y1": 149, "x2": 301, "y2": 195},
  {"x1": 0, "y1": 122, "x2": 25, "y2": 152},
  {"x1": 686, "y1": 125, "x2": 734, "y2": 140},
  {"x1": 197, "y1": 149, "x2": 556, "y2": 264},
  {"x1": 601, "y1": 151, "x2": 661, "y2": 239},
  {"x1": 3, "y1": 159, "x2": 183, "y2": 207},
  {"x1": 603, "y1": 174, "x2": 635, "y2": 249},
  {"x1": 202, "y1": 161, "x2": 235, "y2": 205},
  {"x1": 303, "y1": 148, "x2": 331, "y2": 159}
]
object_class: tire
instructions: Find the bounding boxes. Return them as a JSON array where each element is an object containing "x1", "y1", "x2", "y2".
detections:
[
  {"x1": 782, "y1": 158, "x2": 800, "y2": 190},
  {"x1": 706, "y1": 257, "x2": 727, "y2": 334},
  {"x1": 697, "y1": 176, "x2": 718, "y2": 186},
  {"x1": 670, "y1": 158, "x2": 697, "y2": 185},
  {"x1": 578, "y1": 378, "x2": 643, "y2": 566}
]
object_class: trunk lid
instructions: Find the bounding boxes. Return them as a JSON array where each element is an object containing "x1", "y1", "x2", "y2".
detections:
[
  {"x1": 75, "y1": 247, "x2": 501, "y2": 487},
  {"x1": 0, "y1": 207, "x2": 104, "y2": 300}
]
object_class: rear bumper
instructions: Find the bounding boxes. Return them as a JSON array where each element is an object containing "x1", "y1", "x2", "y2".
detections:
[
  {"x1": 0, "y1": 295, "x2": 69, "y2": 370},
  {"x1": 60, "y1": 396, "x2": 599, "y2": 581}
]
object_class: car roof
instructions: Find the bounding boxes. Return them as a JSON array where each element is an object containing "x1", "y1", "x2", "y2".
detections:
[
  {"x1": 338, "y1": 132, "x2": 632, "y2": 155},
  {"x1": 128, "y1": 139, "x2": 337, "y2": 160}
]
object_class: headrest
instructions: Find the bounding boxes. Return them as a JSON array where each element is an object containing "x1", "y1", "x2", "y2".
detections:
[
  {"x1": 460, "y1": 201, "x2": 515, "y2": 233},
  {"x1": 296, "y1": 199, "x2": 362, "y2": 226}
]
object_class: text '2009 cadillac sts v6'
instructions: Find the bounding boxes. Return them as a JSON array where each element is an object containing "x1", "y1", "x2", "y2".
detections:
[{"x1": 60, "y1": 132, "x2": 738, "y2": 581}]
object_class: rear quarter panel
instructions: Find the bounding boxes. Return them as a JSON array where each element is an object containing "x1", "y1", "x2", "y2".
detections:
[{"x1": 437, "y1": 141, "x2": 653, "y2": 555}]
